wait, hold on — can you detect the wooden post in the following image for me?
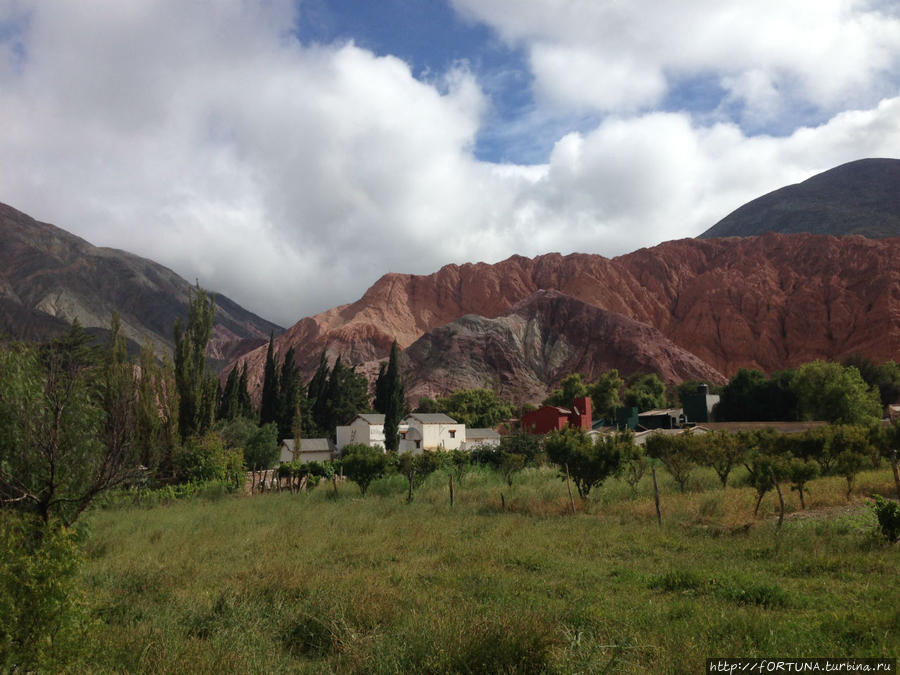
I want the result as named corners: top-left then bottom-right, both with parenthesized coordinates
top-left (565, 464), bottom-right (576, 515)
top-left (449, 473), bottom-right (454, 507)
top-left (892, 449), bottom-right (900, 500)
top-left (652, 465), bottom-right (662, 526)
top-left (332, 474), bottom-right (338, 497)
top-left (501, 492), bottom-right (506, 512)
top-left (772, 470), bottom-right (785, 530)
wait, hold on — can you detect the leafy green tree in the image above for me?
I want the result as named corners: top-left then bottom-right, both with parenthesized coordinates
top-left (843, 355), bottom-right (900, 407)
top-left (499, 429), bottom-right (544, 466)
top-left (623, 373), bottom-right (667, 411)
top-left (306, 351), bottom-right (330, 436)
top-left (645, 432), bottom-right (697, 493)
top-left (341, 444), bottom-right (388, 495)
top-left (0, 514), bottom-right (90, 672)
top-left (619, 434), bottom-right (647, 498)
top-left (543, 373), bottom-right (588, 407)
top-left (714, 368), bottom-right (798, 421)
top-left (742, 450), bottom-right (788, 516)
top-left (323, 357), bottom-right (370, 437)
top-left (425, 389), bottom-right (514, 428)
top-left (693, 430), bottom-right (744, 488)
top-left (244, 423), bottom-right (280, 473)
top-left (174, 431), bottom-right (243, 486)
top-left (237, 364), bottom-right (254, 419)
top-left (544, 427), bottom-right (623, 499)
top-left (259, 333), bottom-right (280, 426)
top-left (397, 451), bottom-right (442, 502)
top-left (588, 370), bottom-right (624, 421)
top-left (173, 283), bottom-right (217, 440)
top-left (791, 361), bottom-right (881, 425)
top-left (217, 366), bottom-right (241, 421)
top-left (0, 323), bottom-right (141, 526)
top-left (787, 457), bottom-right (819, 509)
top-left (829, 424), bottom-right (875, 500)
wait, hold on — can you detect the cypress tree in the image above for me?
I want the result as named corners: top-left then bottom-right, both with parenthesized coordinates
top-left (237, 364), bottom-right (253, 419)
top-left (307, 351), bottom-right (330, 435)
top-left (278, 346), bottom-right (302, 441)
top-left (260, 333), bottom-right (280, 426)
top-left (218, 366), bottom-right (240, 421)
top-left (382, 340), bottom-right (406, 452)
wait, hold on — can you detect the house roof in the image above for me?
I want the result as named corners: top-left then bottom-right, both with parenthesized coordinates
top-left (355, 414), bottom-right (385, 425)
top-left (638, 408), bottom-right (683, 417)
top-left (405, 413), bottom-right (459, 424)
top-left (281, 438), bottom-right (333, 452)
top-left (467, 428), bottom-right (500, 439)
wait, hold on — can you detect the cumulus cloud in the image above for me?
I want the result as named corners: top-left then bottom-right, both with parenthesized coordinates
top-left (0, 0), bottom-right (898, 327)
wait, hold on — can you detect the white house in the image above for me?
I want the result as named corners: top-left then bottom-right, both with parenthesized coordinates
top-left (336, 414), bottom-right (395, 451)
top-left (462, 428), bottom-right (501, 450)
top-left (280, 438), bottom-right (335, 464)
top-left (399, 413), bottom-right (465, 453)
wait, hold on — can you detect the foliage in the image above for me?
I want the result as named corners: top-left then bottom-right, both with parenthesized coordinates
top-left (842, 355), bottom-right (900, 407)
top-left (623, 373), bottom-right (667, 411)
top-left (693, 430), bottom-right (745, 488)
top-left (619, 436), bottom-right (647, 498)
top-left (544, 427), bottom-right (623, 499)
top-left (787, 457), bottom-right (820, 510)
top-left (136, 343), bottom-right (178, 479)
top-left (243, 423), bottom-right (280, 472)
top-left (174, 432), bottom-right (244, 486)
top-left (499, 429), bottom-right (545, 466)
top-left (0, 515), bottom-right (89, 672)
top-left (587, 369), bottom-right (624, 421)
top-left (543, 373), bottom-right (588, 407)
top-left (259, 333), bottom-right (280, 427)
top-left (418, 388), bottom-right (515, 429)
top-left (397, 451), bottom-right (442, 501)
top-left (322, 358), bottom-right (371, 440)
top-left (173, 283), bottom-right (217, 441)
top-left (791, 361), bottom-right (881, 425)
top-left (375, 341), bottom-right (407, 452)
top-left (340, 444), bottom-right (388, 495)
top-left (714, 368), bottom-right (799, 422)
top-left (0, 323), bottom-right (142, 526)
top-left (645, 432), bottom-right (697, 493)
top-left (830, 425), bottom-right (875, 500)
top-left (870, 494), bottom-right (900, 542)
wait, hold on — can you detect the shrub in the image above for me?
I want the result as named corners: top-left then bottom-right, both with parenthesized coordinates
top-left (870, 494), bottom-right (900, 542)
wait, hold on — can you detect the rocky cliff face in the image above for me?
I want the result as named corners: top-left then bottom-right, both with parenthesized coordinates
top-left (231, 232), bottom-right (900, 403)
top-left (0, 201), bottom-right (281, 364)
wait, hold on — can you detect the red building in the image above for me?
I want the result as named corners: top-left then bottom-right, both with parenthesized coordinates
top-left (521, 397), bottom-right (593, 435)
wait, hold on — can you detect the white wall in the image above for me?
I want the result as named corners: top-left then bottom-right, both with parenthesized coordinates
top-left (336, 418), bottom-right (385, 451)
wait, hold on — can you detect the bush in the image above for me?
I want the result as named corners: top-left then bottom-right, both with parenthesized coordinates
top-left (0, 515), bottom-right (91, 671)
top-left (870, 494), bottom-right (900, 542)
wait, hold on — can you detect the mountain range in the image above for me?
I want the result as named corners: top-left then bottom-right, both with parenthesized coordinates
top-left (2, 157), bottom-right (898, 403)
top-left (0, 202), bottom-right (281, 367)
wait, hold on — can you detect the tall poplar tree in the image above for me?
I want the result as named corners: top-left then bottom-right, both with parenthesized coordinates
top-left (174, 283), bottom-right (216, 441)
top-left (381, 341), bottom-right (406, 452)
top-left (278, 346), bottom-right (302, 441)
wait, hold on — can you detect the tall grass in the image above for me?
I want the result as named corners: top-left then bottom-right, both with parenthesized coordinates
top-left (77, 465), bottom-right (900, 673)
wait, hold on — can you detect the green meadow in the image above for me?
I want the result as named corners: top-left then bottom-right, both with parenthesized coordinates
top-left (74, 465), bottom-right (900, 673)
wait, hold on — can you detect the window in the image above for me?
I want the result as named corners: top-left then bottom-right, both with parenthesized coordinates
top-left (449, 430), bottom-right (456, 438)
top-left (415, 440), bottom-right (421, 449)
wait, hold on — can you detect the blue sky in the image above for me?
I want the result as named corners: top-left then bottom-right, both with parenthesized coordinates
top-left (1, 0), bottom-right (899, 326)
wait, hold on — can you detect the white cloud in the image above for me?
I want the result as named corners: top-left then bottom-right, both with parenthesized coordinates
top-left (0, 1), bottom-right (899, 329)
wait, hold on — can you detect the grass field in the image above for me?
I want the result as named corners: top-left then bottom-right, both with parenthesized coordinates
top-left (78, 465), bottom-right (900, 673)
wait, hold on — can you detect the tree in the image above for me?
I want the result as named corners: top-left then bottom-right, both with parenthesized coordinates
top-left (843, 355), bottom-right (900, 407)
top-left (645, 432), bottom-right (697, 493)
top-left (237, 364), bottom-right (254, 419)
top-left (787, 457), bottom-right (819, 509)
top-left (693, 431), bottom-right (744, 488)
top-left (623, 374), bottom-right (667, 411)
top-left (829, 424), bottom-right (875, 500)
top-left (791, 361), bottom-right (881, 425)
top-left (306, 351), bottom-right (331, 437)
top-left (397, 451), bottom-right (441, 502)
top-left (588, 370), bottom-right (624, 421)
top-left (379, 341), bottom-right (406, 452)
top-left (543, 374), bottom-right (588, 407)
top-left (714, 368), bottom-right (799, 422)
top-left (173, 431), bottom-right (243, 486)
top-left (322, 357), bottom-right (370, 438)
top-left (218, 366), bottom-right (241, 422)
top-left (0, 322), bottom-right (141, 526)
top-left (619, 436), bottom-right (647, 498)
top-left (259, 333), bottom-right (280, 426)
top-left (423, 389), bottom-right (514, 428)
top-left (544, 427), bottom-right (623, 499)
top-left (341, 444), bottom-right (388, 495)
top-left (174, 283), bottom-right (216, 441)
top-left (277, 347), bottom-right (303, 441)
top-left (244, 423), bottom-right (280, 473)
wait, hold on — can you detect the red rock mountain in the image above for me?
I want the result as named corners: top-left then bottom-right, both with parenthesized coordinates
top-left (231, 233), bottom-right (900, 403)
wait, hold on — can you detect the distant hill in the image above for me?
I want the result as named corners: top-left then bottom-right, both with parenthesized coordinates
top-left (700, 158), bottom-right (900, 239)
top-left (0, 201), bottom-right (282, 366)
top-left (229, 233), bottom-right (900, 405)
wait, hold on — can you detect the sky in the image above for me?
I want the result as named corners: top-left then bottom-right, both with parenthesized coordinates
top-left (1, 1), bottom-right (899, 327)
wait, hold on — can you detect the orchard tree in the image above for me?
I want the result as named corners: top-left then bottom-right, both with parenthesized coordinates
top-left (544, 427), bottom-right (623, 499)
top-left (645, 431), bottom-right (697, 493)
top-left (341, 444), bottom-right (388, 495)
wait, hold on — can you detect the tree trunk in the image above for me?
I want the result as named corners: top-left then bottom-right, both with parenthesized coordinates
top-left (449, 473), bottom-right (454, 507)
top-left (565, 464), bottom-right (576, 515)
top-left (771, 471), bottom-right (784, 530)
top-left (891, 449), bottom-right (900, 500)
top-left (652, 465), bottom-right (662, 526)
